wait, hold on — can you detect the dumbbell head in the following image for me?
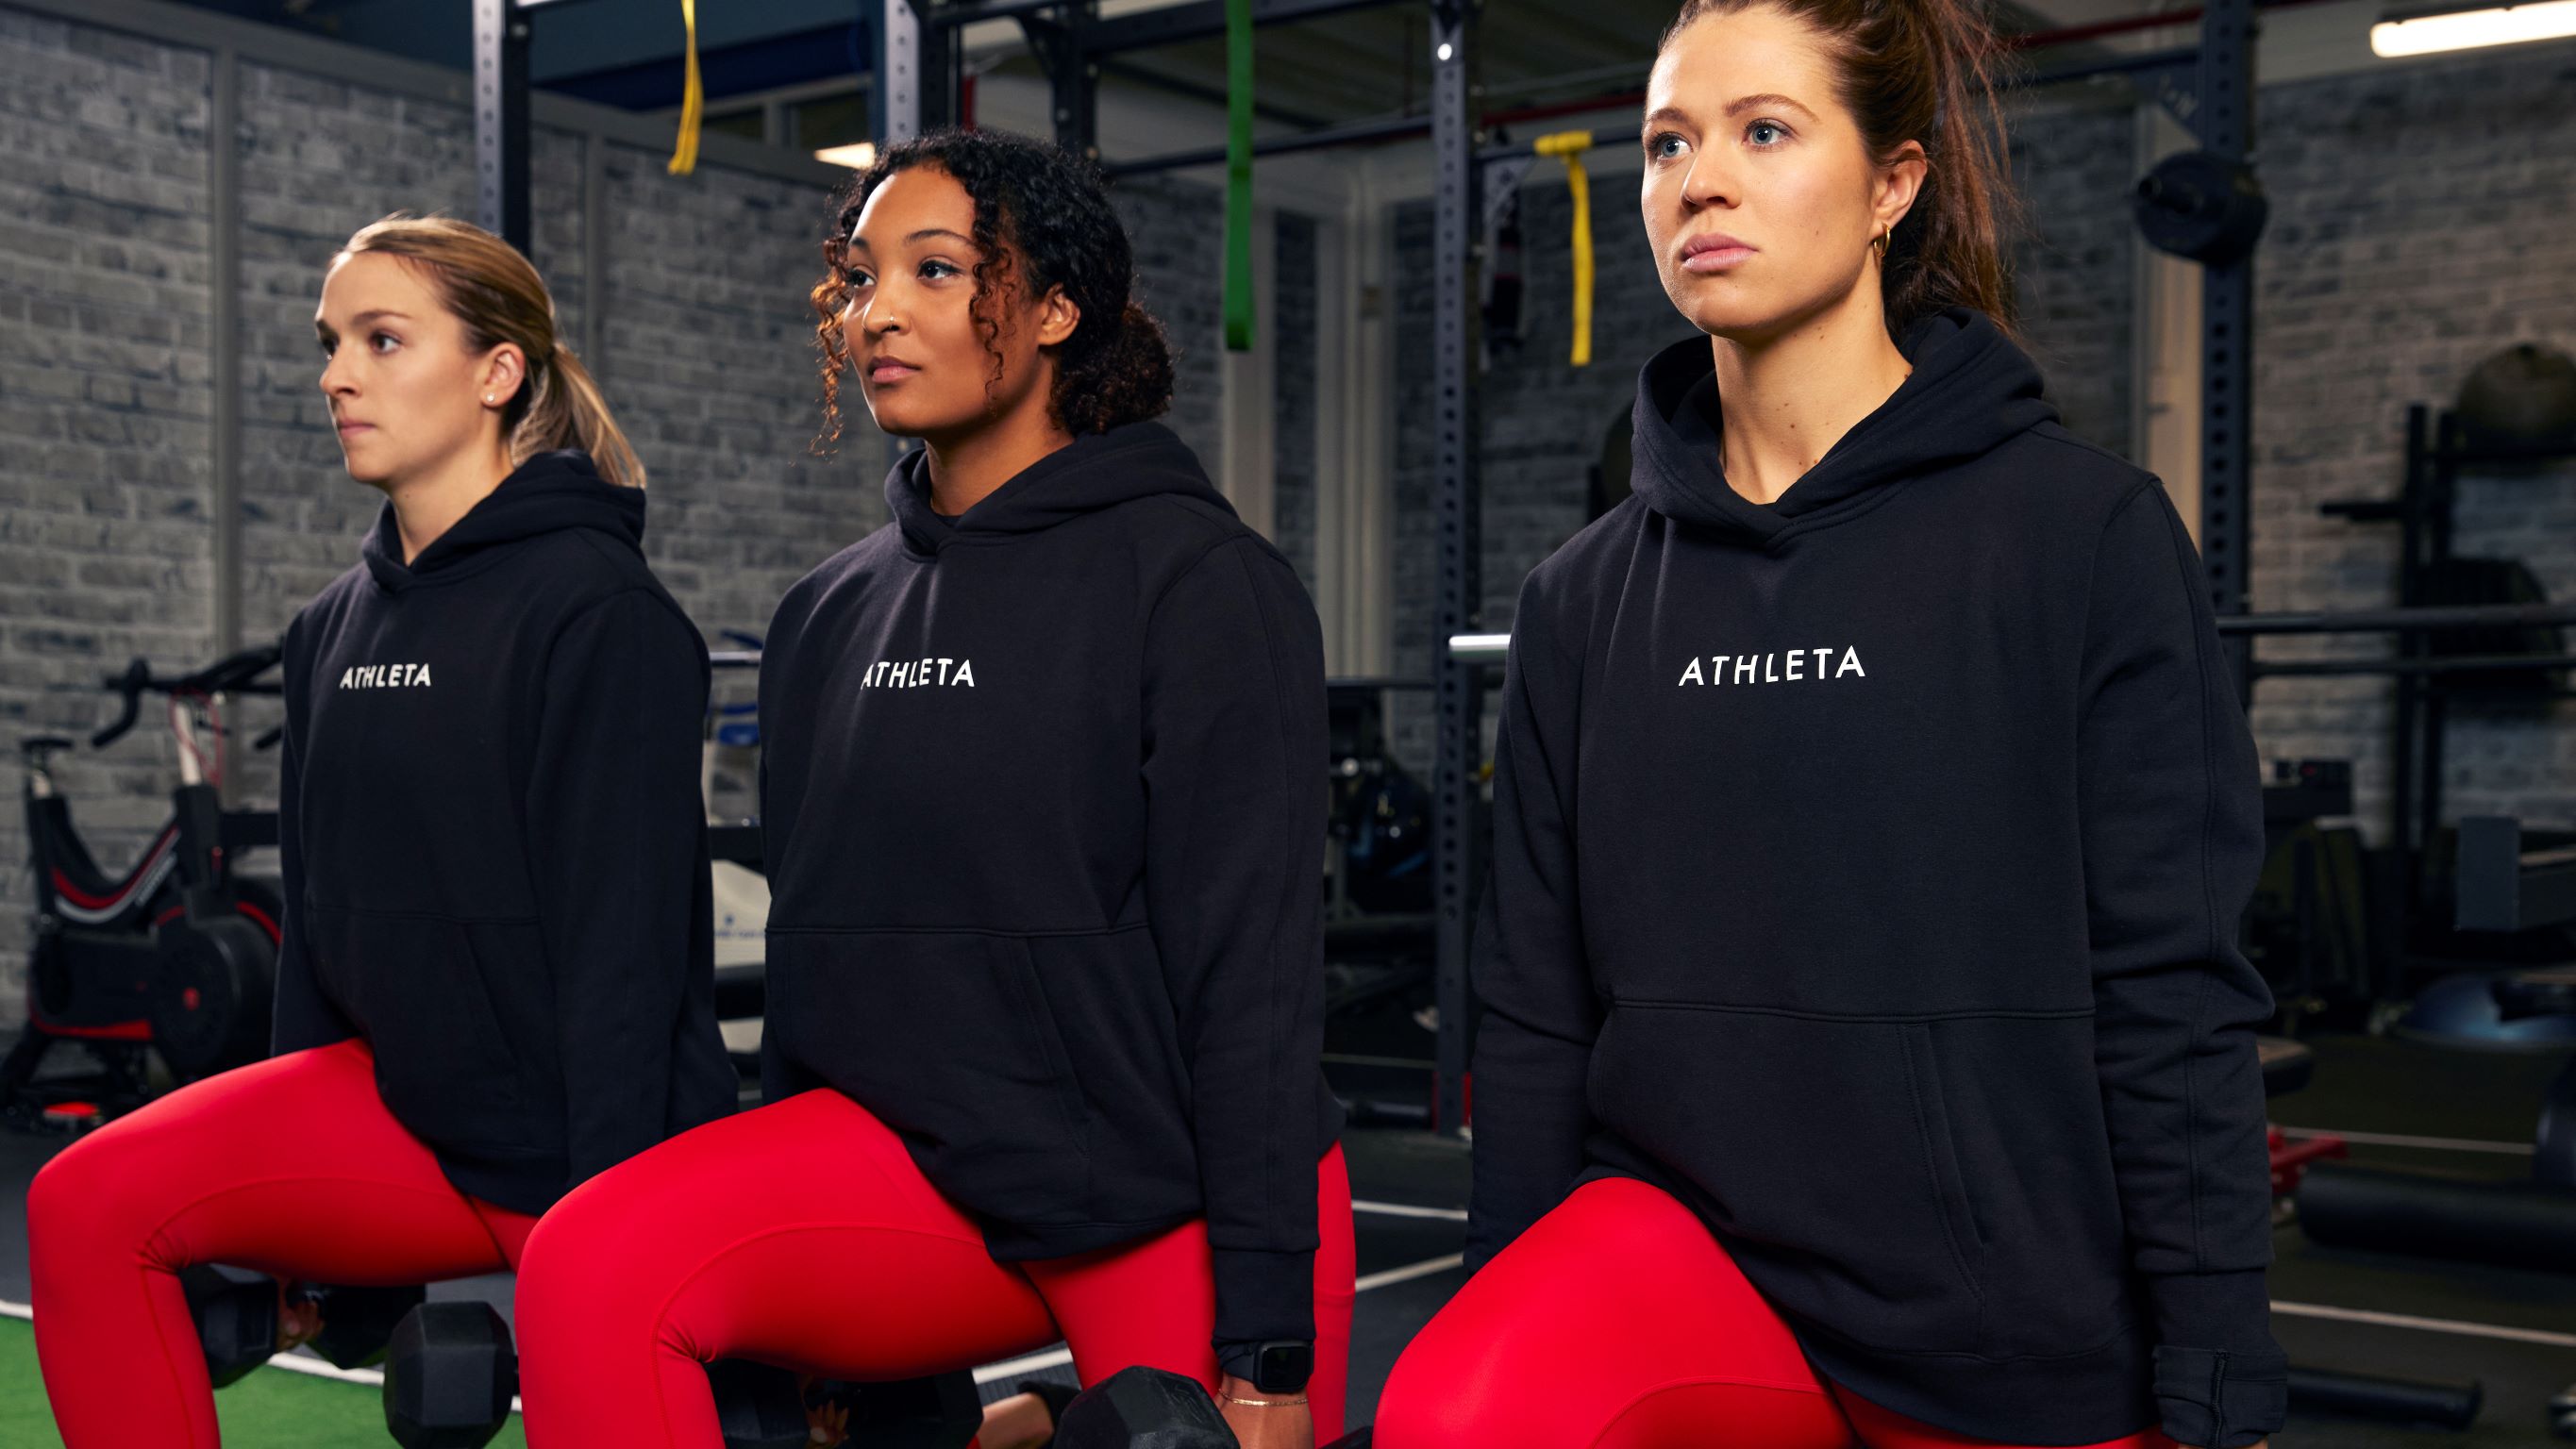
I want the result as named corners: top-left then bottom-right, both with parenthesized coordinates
top-left (382, 1301), bottom-right (515, 1449)
top-left (179, 1265), bottom-right (277, 1390)
top-left (303, 1282), bottom-right (426, 1370)
top-left (1053, 1366), bottom-right (1240, 1449)
top-left (845, 1370), bottom-right (983, 1449)
top-left (709, 1358), bottom-right (807, 1449)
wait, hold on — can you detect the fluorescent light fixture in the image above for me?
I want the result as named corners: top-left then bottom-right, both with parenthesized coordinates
top-left (2371, 0), bottom-right (2576, 56)
top-left (814, 142), bottom-right (879, 170)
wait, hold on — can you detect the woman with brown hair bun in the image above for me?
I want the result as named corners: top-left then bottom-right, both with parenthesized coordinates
top-left (27, 214), bottom-right (733, 1448)
top-left (1373, 2), bottom-right (2283, 1446)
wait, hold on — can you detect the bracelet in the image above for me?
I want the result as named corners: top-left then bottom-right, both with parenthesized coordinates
top-left (1221, 1392), bottom-right (1310, 1408)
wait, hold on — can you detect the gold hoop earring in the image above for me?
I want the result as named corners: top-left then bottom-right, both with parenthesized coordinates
top-left (1872, 225), bottom-right (1893, 262)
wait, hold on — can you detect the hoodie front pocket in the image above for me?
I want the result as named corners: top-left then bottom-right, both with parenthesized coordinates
top-left (318, 909), bottom-right (528, 1155)
top-left (1021, 927), bottom-right (1196, 1214)
top-left (766, 931), bottom-right (1092, 1224)
top-left (1586, 1003), bottom-right (1987, 1352)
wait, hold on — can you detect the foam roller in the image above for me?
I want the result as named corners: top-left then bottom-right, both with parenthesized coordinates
top-left (2297, 1162), bottom-right (2576, 1273)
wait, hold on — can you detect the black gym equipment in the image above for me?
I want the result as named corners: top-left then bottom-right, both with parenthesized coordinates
top-left (1051, 1364), bottom-right (1379, 1448)
top-left (709, 1358), bottom-right (806, 1449)
top-left (304, 1282), bottom-right (428, 1371)
top-left (2133, 150), bottom-right (2268, 265)
top-left (1053, 1366), bottom-right (1237, 1448)
top-left (808, 1370), bottom-right (984, 1449)
top-left (180, 1264), bottom-right (285, 1391)
top-left (2256, 1038), bottom-right (2490, 1430)
top-left (2456, 342), bottom-right (2576, 457)
top-left (2281, 830), bottom-right (2576, 1433)
top-left (2320, 398), bottom-right (2576, 980)
top-left (5, 644), bottom-right (285, 1127)
top-left (177, 1268), bottom-right (424, 1392)
top-left (382, 1301), bottom-right (517, 1449)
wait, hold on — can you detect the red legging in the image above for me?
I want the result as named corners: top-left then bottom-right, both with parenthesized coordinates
top-left (1374, 1178), bottom-right (2181, 1449)
top-left (513, 1088), bottom-right (1357, 1446)
top-left (26, 1040), bottom-right (540, 1449)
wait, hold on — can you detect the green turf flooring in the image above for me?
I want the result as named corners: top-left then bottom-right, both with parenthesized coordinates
top-left (0, 1318), bottom-right (527, 1449)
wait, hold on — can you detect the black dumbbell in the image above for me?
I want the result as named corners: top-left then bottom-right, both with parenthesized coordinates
top-left (177, 1264), bottom-right (279, 1390)
top-left (1054, 1366), bottom-right (1239, 1448)
top-left (382, 1301), bottom-right (515, 1449)
top-left (709, 1358), bottom-right (807, 1449)
top-left (299, 1282), bottom-right (427, 1370)
top-left (2548, 1380), bottom-right (2574, 1438)
top-left (842, 1371), bottom-right (982, 1449)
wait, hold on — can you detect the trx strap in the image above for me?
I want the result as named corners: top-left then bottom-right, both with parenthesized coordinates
top-left (1532, 129), bottom-right (1595, 367)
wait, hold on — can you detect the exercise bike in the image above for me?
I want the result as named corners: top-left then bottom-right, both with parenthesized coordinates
top-left (4, 645), bottom-right (287, 1127)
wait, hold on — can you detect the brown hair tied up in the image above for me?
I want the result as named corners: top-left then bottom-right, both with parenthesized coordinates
top-left (1661, 0), bottom-right (2029, 344)
top-left (810, 128), bottom-right (1177, 449)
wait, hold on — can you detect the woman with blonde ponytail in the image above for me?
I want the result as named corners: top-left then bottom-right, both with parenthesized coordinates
top-left (1375, 2), bottom-right (2283, 1447)
top-left (28, 214), bottom-right (733, 1449)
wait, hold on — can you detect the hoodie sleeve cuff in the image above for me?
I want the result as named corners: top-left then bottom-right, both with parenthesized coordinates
top-left (1210, 1246), bottom-right (1316, 1378)
top-left (2149, 1270), bottom-right (2287, 1446)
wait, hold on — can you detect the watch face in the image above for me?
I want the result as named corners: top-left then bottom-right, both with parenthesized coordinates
top-left (1255, 1341), bottom-right (1314, 1393)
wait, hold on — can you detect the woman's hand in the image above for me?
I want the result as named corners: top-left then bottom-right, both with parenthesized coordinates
top-left (1216, 1373), bottom-right (1314, 1449)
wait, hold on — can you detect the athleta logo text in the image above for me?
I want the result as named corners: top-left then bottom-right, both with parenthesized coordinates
top-left (864, 657), bottom-right (977, 689)
top-left (1677, 648), bottom-right (1865, 687)
top-left (340, 663), bottom-right (433, 690)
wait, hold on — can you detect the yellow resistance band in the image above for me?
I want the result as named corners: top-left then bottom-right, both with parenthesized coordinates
top-left (1532, 129), bottom-right (1595, 368)
top-left (668, 0), bottom-right (702, 175)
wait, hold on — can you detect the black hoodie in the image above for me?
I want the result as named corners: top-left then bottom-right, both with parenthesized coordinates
top-left (1467, 309), bottom-right (2285, 1447)
top-left (273, 450), bottom-right (735, 1216)
top-left (757, 422), bottom-right (1340, 1374)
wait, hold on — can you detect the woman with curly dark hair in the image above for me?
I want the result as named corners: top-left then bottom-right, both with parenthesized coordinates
top-left (512, 128), bottom-right (1351, 1449)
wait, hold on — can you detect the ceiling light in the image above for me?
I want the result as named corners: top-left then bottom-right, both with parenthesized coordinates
top-left (2371, 0), bottom-right (2576, 56)
top-left (814, 142), bottom-right (878, 170)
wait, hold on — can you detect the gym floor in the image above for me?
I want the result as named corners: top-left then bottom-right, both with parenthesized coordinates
top-left (2, 1031), bottom-right (2569, 1444)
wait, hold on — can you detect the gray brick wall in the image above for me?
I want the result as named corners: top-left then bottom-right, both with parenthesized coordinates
top-left (8, 0), bottom-right (2574, 1034)
top-left (1274, 211), bottom-right (1321, 595)
top-left (2241, 42), bottom-right (2576, 837)
top-left (0, 10), bottom-right (886, 1024)
top-left (0, 2), bottom-right (1278, 1028)
top-left (1378, 91), bottom-right (2232, 778)
top-left (1110, 175), bottom-right (1227, 469)
top-left (1378, 52), bottom-right (2576, 838)
top-left (1, 11), bottom-right (220, 1019)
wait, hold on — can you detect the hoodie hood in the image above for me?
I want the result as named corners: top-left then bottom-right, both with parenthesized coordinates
top-left (884, 420), bottom-right (1235, 556)
top-left (360, 449), bottom-right (644, 593)
top-left (1629, 306), bottom-right (2059, 546)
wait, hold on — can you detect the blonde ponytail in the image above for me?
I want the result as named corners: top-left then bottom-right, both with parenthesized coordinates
top-left (336, 213), bottom-right (649, 488)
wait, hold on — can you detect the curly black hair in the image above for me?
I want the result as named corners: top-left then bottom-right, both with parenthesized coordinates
top-left (811, 128), bottom-right (1176, 446)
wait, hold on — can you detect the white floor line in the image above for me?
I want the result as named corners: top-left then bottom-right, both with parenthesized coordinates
top-left (973, 1345), bottom-right (1075, 1383)
top-left (2278, 1125), bottom-right (2534, 1156)
top-left (2270, 1299), bottom-right (2576, 1349)
top-left (1352, 1199), bottom-right (1470, 1222)
top-left (1354, 1253), bottom-right (1465, 1292)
